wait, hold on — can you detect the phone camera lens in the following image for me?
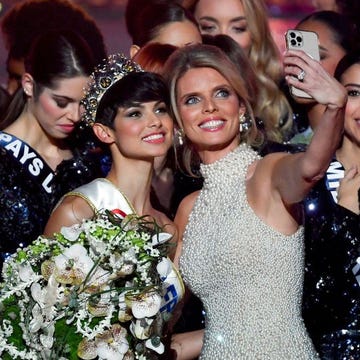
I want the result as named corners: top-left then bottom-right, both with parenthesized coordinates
top-left (290, 39), bottom-right (297, 46)
top-left (289, 31), bottom-right (296, 38)
top-left (296, 36), bottom-right (302, 44)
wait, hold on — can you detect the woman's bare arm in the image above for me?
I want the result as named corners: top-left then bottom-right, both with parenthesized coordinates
top-left (273, 49), bottom-right (347, 204)
top-left (43, 196), bottom-right (94, 237)
top-left (171, 329), bottom-right (204, 360)
top-left (173, 190), bottom-right (200, 267)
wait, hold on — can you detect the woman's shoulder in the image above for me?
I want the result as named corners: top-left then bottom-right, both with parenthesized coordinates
top-left (53, 151), bottom-right (104, 201)
top-left (174, 190), bottom-right (200, 228)
top-left (179, 190), bottom-right (200, 210)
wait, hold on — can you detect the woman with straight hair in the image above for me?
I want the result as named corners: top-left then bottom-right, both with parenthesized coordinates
top-left (164, 43), bottom-right (346, 359)
top-left (0, 29), bottom-right (101, 269)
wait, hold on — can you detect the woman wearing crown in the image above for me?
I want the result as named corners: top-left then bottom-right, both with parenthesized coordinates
top-left (43, 57), bottom-right (183, 355)
top-left (44, 54), bottom-right (177, 254)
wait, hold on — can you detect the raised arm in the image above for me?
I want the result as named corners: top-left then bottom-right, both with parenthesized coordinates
top-left (274, 49), bottom-right (347, 204)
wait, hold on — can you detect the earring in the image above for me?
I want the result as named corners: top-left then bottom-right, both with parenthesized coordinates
top-left (239, 113), bottom-right (245, 133)
top-left (176, 128), bottom-right (184, 146)
top-left (239, 112), bottom-right (252, 133)
top-left (23, 88), bottom-right (29, 96)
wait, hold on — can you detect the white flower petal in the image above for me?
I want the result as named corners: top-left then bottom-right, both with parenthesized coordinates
top-left (131, 292), bottom-right (161, 319)
top-left (130, 318), bottom-right (154, 340)
top-left (156, 257), bottom-right (172, 279)
top-left (151, 232), bottom-right (172, 246)
top-left (60, 224), bottom-right (82, 241)
top-left (19, 263), bottom-right (36, 282)
top-left (40, 333), bottom-right (54, 349)
top-left (30, 283), bottom-right (43, 304)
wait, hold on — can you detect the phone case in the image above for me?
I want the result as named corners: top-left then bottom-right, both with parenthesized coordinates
top-left (285, 29), bottom-right (320, 98)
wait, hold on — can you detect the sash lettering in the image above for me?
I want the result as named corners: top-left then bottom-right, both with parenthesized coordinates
top-left (352, 257), bottom-right (360, 286)
top-left (325, 160), bottom-right (344, 203)
top-left (0, 132), bottom-right (54, 193)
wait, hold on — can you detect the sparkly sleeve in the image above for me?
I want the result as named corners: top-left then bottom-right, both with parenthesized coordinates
top-left (331, 203), bottom-right (360, 236)
top-left (52, 149), bottom-right (104, 204)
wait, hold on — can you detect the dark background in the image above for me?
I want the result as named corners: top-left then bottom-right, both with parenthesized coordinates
top-left (0, 0), bottom-right (317, 86)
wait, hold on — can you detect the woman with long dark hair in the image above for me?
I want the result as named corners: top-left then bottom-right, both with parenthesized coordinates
top-left (0, 29), bottom-right (102, 267)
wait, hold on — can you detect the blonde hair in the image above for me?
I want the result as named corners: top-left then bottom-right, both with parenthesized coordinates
top-left (183, 0), bottom-right (293, 142)
top-left (163, 43), bottom-right (259, 175)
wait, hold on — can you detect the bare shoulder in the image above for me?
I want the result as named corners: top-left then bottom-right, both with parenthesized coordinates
top-left (178, 190), bottom-right (200, 214)
top-left (44, 195), bottom-right (94, 237)
top-left (174, 190), bottom-right (200, 230)
top-left (248, 152), bottom-right (293, 184)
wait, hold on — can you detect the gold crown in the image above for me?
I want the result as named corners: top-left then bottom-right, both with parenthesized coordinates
top-left (81, 53), bottom-right (143, 125)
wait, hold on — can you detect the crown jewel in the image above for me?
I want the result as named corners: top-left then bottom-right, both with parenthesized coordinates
top-left (81, 53), bottom-right (143, 124)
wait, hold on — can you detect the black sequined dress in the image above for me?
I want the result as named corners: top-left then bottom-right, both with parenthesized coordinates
top-left (0, 132), bottom-right (103, 268)
top-left (302, 158), bottom-right (360, 359)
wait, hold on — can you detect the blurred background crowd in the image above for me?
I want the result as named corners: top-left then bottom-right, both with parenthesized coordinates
top-left (0, 0), bottom-right (318, 87)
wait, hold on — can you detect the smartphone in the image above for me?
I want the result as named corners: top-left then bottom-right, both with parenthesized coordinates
top-left (285, 29), bottom-right (320, 98)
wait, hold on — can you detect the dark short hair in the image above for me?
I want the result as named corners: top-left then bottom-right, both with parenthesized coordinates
top-left (96, 72), bottom-right (170, 128)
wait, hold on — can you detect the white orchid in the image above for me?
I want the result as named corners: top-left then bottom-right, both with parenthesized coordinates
top-left (156, 257), bottom-right (172, 280)
top-left (54, 244), bottom-right (94, 285)
top-left (0, 210), bottom-right (184, 359)
top-left (87, 285), bottom-right (113, 317)
top-left (29, 274), bottom-right (59, 333)
top-left (77, 324), bottom-right (129, 360)
top-left (128, 291), bottom-right (162, 319)
top-left (118, 291), bottom-right (132, 322)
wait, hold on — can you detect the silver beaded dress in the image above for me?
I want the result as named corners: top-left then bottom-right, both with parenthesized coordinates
top-left (180, 144), bottom-right (319, 359)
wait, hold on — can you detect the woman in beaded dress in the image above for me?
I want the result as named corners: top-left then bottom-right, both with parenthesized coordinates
top-left (301, 51), bottom-right (360, 359)
top-left (162, 43), bottom-right (347, 359)
top-left (44, 55), bottom-right (176, 248)
top-left (0, 30), bottom-right (102, 270)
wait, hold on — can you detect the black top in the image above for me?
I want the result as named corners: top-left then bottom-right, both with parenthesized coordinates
top-left (0, 132), bottom-right (103, 268)
top-left (302, 159), bottom-right (360, 359)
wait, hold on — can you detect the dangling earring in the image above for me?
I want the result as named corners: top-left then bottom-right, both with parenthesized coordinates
top-left (239, 112), bottom-right (252, 133)
top-left (176, 128), bottom-right (184, 146)
top-left (239, 113), bottom-right (245, 133)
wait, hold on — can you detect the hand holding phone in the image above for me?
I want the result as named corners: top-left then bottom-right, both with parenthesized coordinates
top-left (285, 30), bottom-right (320, 98)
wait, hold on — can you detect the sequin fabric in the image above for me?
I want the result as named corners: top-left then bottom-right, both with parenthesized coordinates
top-left (180, 144), bottom-right (319, 359)
top-left (302, 160), bottom-right (360, 359)
top-left (0, 146), bottom-right (102, 268)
